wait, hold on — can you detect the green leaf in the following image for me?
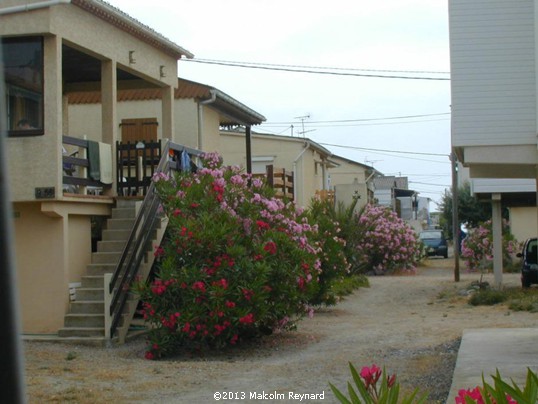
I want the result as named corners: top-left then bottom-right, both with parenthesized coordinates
top-left (401, 388), bottom-right (428, 404)
top-left (522, 367), bottom-right (538, 402)
top-left (329, 383), bottom-right (353, 404)
top-left (349, 362), bottom-right (371, 399)
top-left (347, 381), bottom-right (362, 404)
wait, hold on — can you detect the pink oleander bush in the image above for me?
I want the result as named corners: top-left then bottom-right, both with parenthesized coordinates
top-left (460, 220), bottom-right (518, 272)
top-left (455, 368), bottom-right (537, 404)
top-left (330, 363), bottom-right (427, 403)
top-left (331, 364), bottom-right (538, 404)
top-left (306, 198), bottom-right (352, 305)
top-left (135, 152), bottom-right (322, 358)
top-left (344, 204), bottom-right (422, 275)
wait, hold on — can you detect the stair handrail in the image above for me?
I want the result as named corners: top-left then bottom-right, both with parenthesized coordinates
top-left (108, 140), bottom-right (203, 338)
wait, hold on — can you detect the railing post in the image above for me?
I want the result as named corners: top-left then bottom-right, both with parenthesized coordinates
top-left (104, 273), bottom-right (113, 340)
top-left (266, 165), bottom-right (274, 188)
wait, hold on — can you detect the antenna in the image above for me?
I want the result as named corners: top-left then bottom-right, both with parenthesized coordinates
top-left (293, 114), bottom-right (310, 137)
top-left (365, 157), bottom-right (382, 167)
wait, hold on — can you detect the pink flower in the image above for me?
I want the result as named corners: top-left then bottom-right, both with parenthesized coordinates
top-left (360, 364), bottom-right (381, 388)
top-left (242, 288), bottom-right (254, 301)
top-left (153, 246), bottom-right (165, 258)
top-left (191, 281), bottom-right (206, 293)
top-left (264, 241), bottom-right (277, 255)
top-left (256, 220), bottom-right (270, 230)
top-left (455, 387), bottom-right (484, 404)
top-left (144, 351), bottom-right (155, 360)
top-left (239, 313), bottom-right (255, 324)
top-left (387, 374), bottom-right (396, 388)
top-left (225, 301), bottom-right (236, 308)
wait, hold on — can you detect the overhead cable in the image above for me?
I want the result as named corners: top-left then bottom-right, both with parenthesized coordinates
top-left (182, 58), bottom-right (451, 81)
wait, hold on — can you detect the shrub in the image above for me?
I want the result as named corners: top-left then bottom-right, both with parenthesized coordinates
top-left (135, 153), bottom-right (322, 358)
top-left (330, 363), bottom-right (427, 403)
top-left (330, 364), bottom-right (538, 404)
top-left (456, 368), bottom-right (538, 403)
top-left (468, 289), bottom-right (507, 306)
top-left (461, 220), bottom-right (518, 272)
top-left (306, 198), bottom-right (353, 305)
top-left (331, 274), bottom-right (370, 298)
top-left (344, 204), bottom-right (422, 275)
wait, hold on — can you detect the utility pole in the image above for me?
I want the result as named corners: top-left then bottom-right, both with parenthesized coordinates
top-left (451, 152), bottom-right (460, 282)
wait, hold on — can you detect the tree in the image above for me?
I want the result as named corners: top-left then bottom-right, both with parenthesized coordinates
top-left (439, 181), bottom-right (491, 239)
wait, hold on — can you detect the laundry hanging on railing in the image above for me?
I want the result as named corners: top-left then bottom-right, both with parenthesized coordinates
top-left (88, 140), bottom-right (100, 181)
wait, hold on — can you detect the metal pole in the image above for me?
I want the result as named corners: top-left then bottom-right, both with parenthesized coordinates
top-left (245, 125), bottom-right (252, 175)
top-left (451, 152), bottom-right (460, 282)
top-left (0, 44), bottom-right (27, 403)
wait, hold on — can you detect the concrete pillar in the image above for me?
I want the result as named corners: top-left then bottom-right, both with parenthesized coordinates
top-left (161, 86), bottom-right (174, 142)
top-left (492, 193), bottom-right (503, 288)
top-left (44, 35), bottom-right (63, 196)
top-left (101, 60), bottom-right (117, 194)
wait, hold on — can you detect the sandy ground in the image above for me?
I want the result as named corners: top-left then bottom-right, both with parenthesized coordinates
top-left (22, 259), bottom-right (538, 404)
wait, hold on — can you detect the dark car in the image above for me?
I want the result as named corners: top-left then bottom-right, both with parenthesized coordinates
top-left (518, 237), bottom-right (538, 288)
top-left (419, 230), bottom-right (448, 258)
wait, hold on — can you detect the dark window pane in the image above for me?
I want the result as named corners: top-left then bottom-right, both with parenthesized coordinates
top-left (1, 36), bottom-right (44, 136)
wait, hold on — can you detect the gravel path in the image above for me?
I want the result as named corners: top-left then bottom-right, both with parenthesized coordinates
top-left (23, 260), bottom-right (538, 403)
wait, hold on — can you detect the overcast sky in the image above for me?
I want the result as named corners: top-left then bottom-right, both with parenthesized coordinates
top-left (106, 0), bottom-right (451, 209)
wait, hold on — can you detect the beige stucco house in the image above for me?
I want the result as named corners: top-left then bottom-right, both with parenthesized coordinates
top-left (449, 0), bottom-right (538, 285)
top-left (327, 154), bottom-right (377, 212)
top-left (68, 79), bottom-right (365, 208)
top-left (0, 0), bottom-right (201, 339)
top-left (219, 129), bottom-right (381, 209)
top-left (67, 77), bottom-right (265, 154)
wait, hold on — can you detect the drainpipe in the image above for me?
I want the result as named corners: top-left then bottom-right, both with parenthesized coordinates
top-left (292, 141), bottom-right (310, 203)
top-left (0, 0), bottom-right (71, 15)
top-left (197, 89), bottom-right (217, 150)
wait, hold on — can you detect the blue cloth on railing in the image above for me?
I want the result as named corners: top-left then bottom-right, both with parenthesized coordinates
top-left (88, 140), bottom-right (100, 181)
top-left (180, 150), bottom-right (191, 171)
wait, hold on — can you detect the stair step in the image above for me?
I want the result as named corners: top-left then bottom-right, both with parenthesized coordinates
top-left (65, 313), bottom-right (104, 327)
top-left (86, 264), bottom-right (116, 276)
top-left (115, 198), bottom-right (139, 209)
top-left (107, 218), bottom-right (135, 230)
top-left (92, 251), bottom-right (122, 264)
top-left (58, 327), bottom-right (105, 338)
top-left (102, 229), bottom-right (132, 241)
top-left (76, 288), bottom-right (104, 301)
top-left (111, 207), bottom-right (136, 219)
top-left (81, 275), bottom-right (104, 288)
top-left (69, 301), bottom-right (104, 314)
top-left (97, 240), bottom-right (127, 252)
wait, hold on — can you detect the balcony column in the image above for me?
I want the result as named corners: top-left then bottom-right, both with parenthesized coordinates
top-left (101, 60), bottom-right (117, 195)
top-left (43, 35), bottom-right (63, 197)
top-left (491, 193), bottom-right (503, 288)
top-left (161, 86), bottom-right (174, 142)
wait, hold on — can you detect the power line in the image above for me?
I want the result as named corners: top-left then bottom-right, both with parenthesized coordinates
top-left (184, 58), bottom-right (451, 75)
top-left (319, 142), bottom-right (448, 157)
top-left (262, 118), bottom-right (449, 129)
top-left (263, 112), bottom-right (450, 125)
top-left (182, 58), bottom-right (451, 81)
top-left (409, 181), bottom-right (451, 187)
top-left (320, 142), bottom-right (450, 164)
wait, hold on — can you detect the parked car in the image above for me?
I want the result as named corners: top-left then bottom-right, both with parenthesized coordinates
top-left (518, 237), bottom-right (538, 288)
top-left (419, 229), bottom-right (448, 258)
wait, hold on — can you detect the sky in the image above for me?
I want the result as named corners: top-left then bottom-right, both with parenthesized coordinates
top-left (106, 0), bottom-right (452, 210)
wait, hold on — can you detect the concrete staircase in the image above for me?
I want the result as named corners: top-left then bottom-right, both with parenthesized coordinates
top-left (57, 198), bottom-right (166, 346)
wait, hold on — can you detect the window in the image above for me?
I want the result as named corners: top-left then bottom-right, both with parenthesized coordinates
top-left (251, 156), bottom-right (275, 174)
top-left (2, 36), bottom-right (44, 136)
